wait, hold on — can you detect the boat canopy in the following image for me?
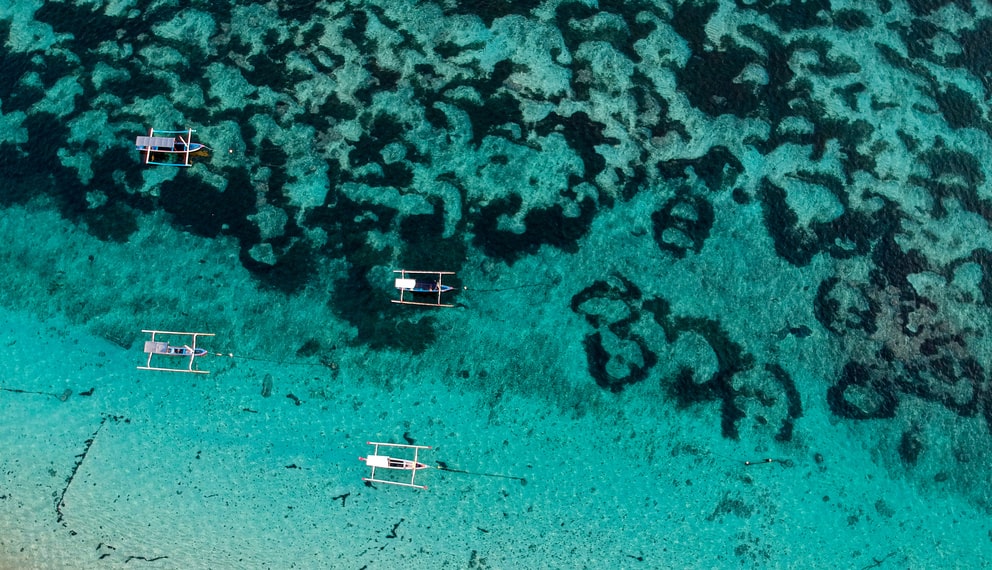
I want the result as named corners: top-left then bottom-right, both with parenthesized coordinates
top-left (135, 135), bottom-right (177, 149)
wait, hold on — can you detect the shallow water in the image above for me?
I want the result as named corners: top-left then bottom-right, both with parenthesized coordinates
top-left (2, 0), bottom-right (992, 568)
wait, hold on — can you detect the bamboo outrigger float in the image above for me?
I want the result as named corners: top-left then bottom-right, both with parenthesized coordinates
top-left (392, 270), bottom-right (456, 307)
top-left (135, 128), bottom-right (209, 167)
top-left (359, 442), bottom-right (432, 490)
top-left (137, 329), bottom-right (215, 374)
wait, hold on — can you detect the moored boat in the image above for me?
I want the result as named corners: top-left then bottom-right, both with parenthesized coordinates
top-left (135, 128), bottom-right (209, 167)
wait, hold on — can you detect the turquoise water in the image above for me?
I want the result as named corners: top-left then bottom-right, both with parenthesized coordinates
top-left (2, 0), bottom-right (992, 567)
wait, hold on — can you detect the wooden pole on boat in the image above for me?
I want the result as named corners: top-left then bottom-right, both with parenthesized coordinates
top-left (145, 127), bottom-right (154, 165)
top-left (184, 128), bottom-right (193, 166)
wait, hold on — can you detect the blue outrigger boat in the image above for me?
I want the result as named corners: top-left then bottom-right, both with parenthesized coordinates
top-left (392, 270), bottom-right (456, 307)
top-left (135, 128), bottom-right (209, 167)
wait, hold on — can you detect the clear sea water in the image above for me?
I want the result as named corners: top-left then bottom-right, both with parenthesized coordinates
top-left (2, 0), bottom-right (992, 568)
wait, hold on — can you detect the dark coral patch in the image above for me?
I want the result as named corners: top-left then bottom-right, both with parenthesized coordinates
top-left (0, 142), bottom-right (47, 206)
top-left (34, 2), bottom-right (131, 54)
top-left (953, 19), bottom-right (992, 95)
top-left (732, 188), bottom-right (750, 205)
top-left (555, 0), bottom-right (660, 64)
top-left (651, 192), bottom-right (714, 259)
top-left (240, 241), bottom-right (316, 295)
top-left (572, 278), bottom-right (761, 439)
top-left (758, 179), bottom-right (898, 268)
top-left (159, 173), bottom-right (256, 240)
top-left (826, 362), bottom-right (899, 420)
top-left (81, 202), bottom-right (139, 243)
top-left (342, 9), bottom-right (371, 51)
top-left (657, 146), bottom-right (744, 192)
top-left (570, 275), bottom-right (642, 329)
top-left (814, 277), bottom-right (879, 336)
top-left (669, 0), bottom-right (718, 55)
top-left (833, 82), bottom-right (867, 111)
top-left (245, 52), bottom-right (309, 95)
top-left (470, 193), bottom-right (597, 264)
top-left (350, 114), bottom-right (406, 169)
top-left (535, 112), bottom-right (617, 179)
top-left (367, 57), bottom-right (402, 93)
top-left (631, 71), bottom-right (690, 144)
top-left (572, 276), bottom-right (658, 392)
top-left (304, 191), bottom-right (453, 351)
top-left (398, 198), bottom-right (467, 272)
top-left (913, 140), bottom-right (990, 219)
top-left (523, 197), bottom-right (597, 253)
top-left (933, 84), bottom-right (985, 131)
top-left (276, 0), bottom-right (321, 22)
top-left (898, 18), bottom-right (943, 61)
top-left (737, 0), bottom-right (832, 31)
top-left (0, 27), bottom-right (33, 109)
top-left (820, 240), bottom-right (992, 434)
top-left (74, 162), bottom-right (144, 241)
top-left (13, 113), bottom-right (148, 243)
top-left (870, 235), bottom-right (929, 290)
top-left (907, 0), bottom-right (970, 17)
top-left (833, 9), bottom-right (872, 31)
top-left (306, 193), bottom-right (395, 264)
top-left (582, 332), bottom-right (658, 393)
top-left (329, 265), bottom-right (437, 353)
top-left (461, 91), bottom-right (523, 146)
top-left (678, 47), bottom-right (763, 119)
top-left (907, 356), bottom-right (984, 417)
top-left (971, 249), bottom-right (992, 307)
top-left (615, 164), bottom-right (648, 204)
top-left (898, 428), bottom-right (925, 465)
top-left (765, 363), bottom-right (803, 442)
top-left (441, 0), bottom-right (544, 27)
top-left (656, 312), bottom-right (755, 439)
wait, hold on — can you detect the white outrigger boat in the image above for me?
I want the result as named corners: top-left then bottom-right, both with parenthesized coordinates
top-left (135, 128), bottom-right (209, 167)
top-left (359, 442), bottom-right (432, 489)
top-left (392, 270), bottom-right (456, 307)
top-left (137, 329), bottom-right (215, 374)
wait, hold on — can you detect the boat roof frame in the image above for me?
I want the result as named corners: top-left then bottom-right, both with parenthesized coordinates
top-left (392, 269), bottom-right (456, 308)
top-left (360, 441), bottom-right (432, 490)
top-left (136, 329), bottom-right (215, 374)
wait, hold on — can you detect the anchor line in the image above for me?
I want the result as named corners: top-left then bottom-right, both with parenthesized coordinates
top-left (57, 416), bottom-right (108, 524)
top-left (435, 463), bottom-right (527, 484)
top-left (709, 452), bottom-right (795, 469)
top-left (744, 458), bottom-right (777, 466)
top-left (208, 351), bottom-right (328, 368)
top-left (463, 281), bottom-right (554, 293)
top-left (0, 386), bottom-right (69, 400)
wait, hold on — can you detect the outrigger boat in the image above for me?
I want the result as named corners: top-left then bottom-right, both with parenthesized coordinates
top-left (359, 442), bottom-right (432, 490)
top-left (392, 270), bottom-right (456, 307)
top-left (135, 128), bottom-right (209, 167)
top-left (137, 329), bottom-right (215, 374)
